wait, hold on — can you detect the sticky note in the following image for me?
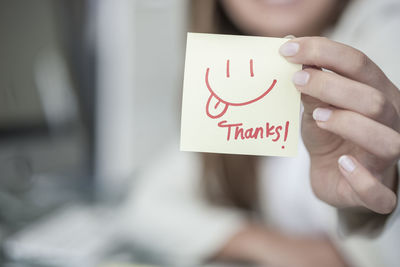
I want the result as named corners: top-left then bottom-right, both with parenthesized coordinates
top-left (180, 33), bottom-right (301, 157)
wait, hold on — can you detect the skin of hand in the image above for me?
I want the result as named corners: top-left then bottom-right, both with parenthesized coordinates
top-left (279, 37), bottom-right (400, 214)
top-left (215, 223), bottom-right (348, 267)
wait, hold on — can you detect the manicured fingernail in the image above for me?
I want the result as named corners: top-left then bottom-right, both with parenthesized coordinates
top-left (338, 155), bottom-right (356, 173)
top-left (313, 108), bottom-right (332, 121)
top-left (279, 42), bottom-right (299, 56)
top-left (293, 70), bottom-right (310, 86)
top-left (284, 35), bottom-right (296, 39)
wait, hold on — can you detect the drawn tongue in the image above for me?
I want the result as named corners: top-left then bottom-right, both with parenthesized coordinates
top-left (207, 94), bottom-right (228, 119)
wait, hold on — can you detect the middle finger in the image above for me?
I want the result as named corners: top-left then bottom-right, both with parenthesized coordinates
top-left (293, 68), bottom-right (398, 129)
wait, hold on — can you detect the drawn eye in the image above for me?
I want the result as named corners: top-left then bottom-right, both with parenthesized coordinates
top-left (226, 59), bottom-right (254, 78)
top-left (250, 59), bottom-right (254, 77)
top-left (226, 59), bottom-right (230, 78)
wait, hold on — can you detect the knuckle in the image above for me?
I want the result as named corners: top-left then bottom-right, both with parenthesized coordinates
top-left (317, 73), bottom-right (332, 100)
top-left (335, 110), bottom-right (352, 127)
top-left (353, 51), bottom-right (370, 73)
top-left (308, 38), bottom-right (324, 65)
top-left (383, 103), bottom-right (398, 126)
top-left (368, 92), bottom-right (387, 119)
top-left (390, 134), bottom-right (400, 158)
top-left (367, 92), bottom-right (398, 127)
top-left (355, 179), bottom-right (377, 201)
top-left (335, 179), bottom-right (352, 204)
top-left (312, 36), bottom-right (329, 43)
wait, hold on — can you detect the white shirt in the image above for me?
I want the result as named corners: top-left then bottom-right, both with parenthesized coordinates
top-left (119, 0), bottom-right (400, 266)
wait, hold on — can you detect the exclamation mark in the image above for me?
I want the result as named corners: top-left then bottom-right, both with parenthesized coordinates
top-left (281, 121), bottom-right (289, 149)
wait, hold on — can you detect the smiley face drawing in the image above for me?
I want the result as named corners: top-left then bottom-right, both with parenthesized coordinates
top-left (205, 59), bottom-right (277, 119)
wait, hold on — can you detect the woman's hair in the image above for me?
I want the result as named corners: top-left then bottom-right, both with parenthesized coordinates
top-left (191, 0), bottom-right (260, 213)
top-left (190, 0), bottom-right (349, 214)
top-left (191, 0), bottom-right (243, 35)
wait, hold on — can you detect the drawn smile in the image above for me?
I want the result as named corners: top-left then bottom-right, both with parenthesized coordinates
top-left (205, 67), bottom-right (277, 119)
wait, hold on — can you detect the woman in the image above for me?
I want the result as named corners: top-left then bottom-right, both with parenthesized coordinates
top-left (120, 0), bottom-right (400, 266)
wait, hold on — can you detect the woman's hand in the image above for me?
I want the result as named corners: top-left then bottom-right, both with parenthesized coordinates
top-left (215, 224), bottom-right (348, 267)
top-left (280, 37), bottom-right (400, 214)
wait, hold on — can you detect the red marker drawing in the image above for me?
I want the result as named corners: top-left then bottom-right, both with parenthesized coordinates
top-left (205, 59), bottom-right (277, 119)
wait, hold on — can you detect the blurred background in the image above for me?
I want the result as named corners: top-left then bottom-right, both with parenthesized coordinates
top-left (0, 0), bottom-right (187, 266)
top-left (2, 0), bottom-right (400, 267)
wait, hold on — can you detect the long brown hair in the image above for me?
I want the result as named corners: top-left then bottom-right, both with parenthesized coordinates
top-left (191, 0), bottom-right (260, 213)
top-left (191, 0), bottom-right (349, 213)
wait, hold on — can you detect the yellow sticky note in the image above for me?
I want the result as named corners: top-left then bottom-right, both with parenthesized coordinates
top-left (180, 33), bottom-right (301, 157)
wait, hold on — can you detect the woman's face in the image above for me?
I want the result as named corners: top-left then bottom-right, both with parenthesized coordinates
top-left (220, 0), bottom-right (342, 37)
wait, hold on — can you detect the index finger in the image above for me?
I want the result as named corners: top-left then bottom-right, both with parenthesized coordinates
top-left (279, 37), bottom-right (388, 90)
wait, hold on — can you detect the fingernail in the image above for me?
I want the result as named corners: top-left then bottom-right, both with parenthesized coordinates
top-left (284, 35), bottom-right (296, 39)
top-left (279, 42), bottom-right (299, 56)
top-left (312, 108), bottom-right (332, 121)
top-left (338, 155), bottom-right (356, 173)
top-left (293, 70), bottom-right (310, 86)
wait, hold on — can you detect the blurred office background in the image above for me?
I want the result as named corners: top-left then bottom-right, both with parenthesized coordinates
top-left (0, 0), bottom-right (187, 265)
